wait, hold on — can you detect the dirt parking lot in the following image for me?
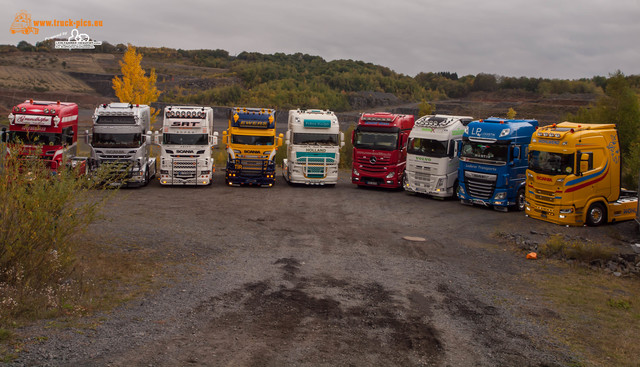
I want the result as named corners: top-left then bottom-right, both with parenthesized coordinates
top-left (8, 169), bottom-right (638, 366)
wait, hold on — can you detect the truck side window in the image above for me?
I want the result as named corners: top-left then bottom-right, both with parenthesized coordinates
top-left (577, 151), bottom-right (594, 174)
top-left (513, 145), bottom-right (521, 160)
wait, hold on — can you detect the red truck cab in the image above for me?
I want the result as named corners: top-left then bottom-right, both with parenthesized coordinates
top-left (352, 112), bottom-right (415, 188)
top-left (7, 99), bottom-right (80, 173)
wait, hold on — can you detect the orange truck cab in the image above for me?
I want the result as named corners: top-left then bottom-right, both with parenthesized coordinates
top-left (525, 122), bottom-right (637, 226)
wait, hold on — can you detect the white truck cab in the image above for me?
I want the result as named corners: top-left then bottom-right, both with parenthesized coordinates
top-left (156, 106), bottom-right (218, 185)
top-left (90, 102), bottom-right (156, 187)
top-left (283, 109), bottom-right (344, 185)
top-left (404, 114), bottom-right (473, 198)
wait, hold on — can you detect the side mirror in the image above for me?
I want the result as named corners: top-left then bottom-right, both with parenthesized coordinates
top-left (222, 130), bottom-right (228, 145)
top-left (84, 129), bottom-right (91, 145)
top-left (212, 131), bottom-right (219, 146)
top-left (277, 133), bottom-right (284, 147)
top-left (285, 131), bottom-right (291, 145)
top-left (351, 130), bottom-right (355, 144)
top-left (153, 131), bottom-right (160, 145)
top-left (1, 127), bottom-right (7, 143)
top-left (579, 153), bottom-right (589, 175)
top-left (340, 132), bottom-right (345, 148)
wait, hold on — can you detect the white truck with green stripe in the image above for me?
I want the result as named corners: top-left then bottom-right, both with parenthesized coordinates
top-left (404, 114), bottom-right (473, 198)
top-left (283, 109), bottom-right (344, 185)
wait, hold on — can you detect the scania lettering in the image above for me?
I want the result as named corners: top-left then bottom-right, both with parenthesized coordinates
top-left (525, 122), bottom-right (637, 226)
top-left (222, 107), bottom-right (283, 187)
top-left (404, 114), bottom-right (473, 198)
top-left (89, 103), bottom-right (156, 187)
top-left (457, 117), bottom-right (538, 211)
top-left (352, 112), bottom-right (415, 188)
top-left (6, 99), bottom-right (87, 173)
top-left (156, 106), bottom-right (217, 186)
top-left (283, 109), bottom-right (344, 185)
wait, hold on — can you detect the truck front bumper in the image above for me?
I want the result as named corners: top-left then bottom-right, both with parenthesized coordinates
top-left (524, 200), bottom-right (583, 226)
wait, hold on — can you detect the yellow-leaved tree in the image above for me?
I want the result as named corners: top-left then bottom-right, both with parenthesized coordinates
top-left (112, 45), bottom-right (161, 128)
top-left (506, 107), bottom-right (517, 119)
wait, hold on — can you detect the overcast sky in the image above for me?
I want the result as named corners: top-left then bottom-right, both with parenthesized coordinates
top-left (3, 0), bottom-right (639, 79)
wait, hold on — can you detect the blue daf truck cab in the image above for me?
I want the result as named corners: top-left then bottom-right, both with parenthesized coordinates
top-left (457, 117), bottom-right (538, 212)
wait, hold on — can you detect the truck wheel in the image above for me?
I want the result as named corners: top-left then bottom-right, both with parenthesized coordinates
top-left (515, 188), bottom-right (526, 211)
top-left (143, 168), bottom-right (150, 187)
top-left (586, 202), bottom-right (606, 226)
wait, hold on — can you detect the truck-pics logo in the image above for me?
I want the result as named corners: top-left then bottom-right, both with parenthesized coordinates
top-left (10, 10), bottom-right (103, 36)
top-left (10, 10), bottom-right (38, 35)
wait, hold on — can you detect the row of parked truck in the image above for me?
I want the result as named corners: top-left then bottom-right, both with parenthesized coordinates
top-left (1, 99), bottom-right (638, 227)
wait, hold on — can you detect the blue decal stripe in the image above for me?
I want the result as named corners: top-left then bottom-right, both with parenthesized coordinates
top-left (566, 161), bottom-right (608, 186)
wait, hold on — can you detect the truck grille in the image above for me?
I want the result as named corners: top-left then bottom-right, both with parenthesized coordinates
top-left (355, 156), bottom-right (390, 173)
top-left (464, 171), bottom-right (496, 200)
top-left (237, 158), bottom-right (268, 177)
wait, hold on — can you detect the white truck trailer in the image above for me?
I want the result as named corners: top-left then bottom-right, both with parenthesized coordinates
top-left (404, 114), bottom-right (473, 198)
top-left (156, 106), bottom-right (218, 185)
top-left (283, 109), bottom-right (344, 185)
top-left (89, 103), bottom-right (156, 187)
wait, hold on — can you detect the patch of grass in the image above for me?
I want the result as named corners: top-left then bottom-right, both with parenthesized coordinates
top-left (0, 328), bottom-right (12, 342)
top-left (526, 265), bottom-right (640, 366)
top-left (539, 234), bottom-right (616, 262)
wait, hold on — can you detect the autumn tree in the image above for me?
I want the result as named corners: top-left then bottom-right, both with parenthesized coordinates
top-left (566, 71), bottom-right (640, 187)
top-left (112, 45), bottom-right (161, 127)
top-left (418, 99), bottom-right (435, 116)
top-left (506, 107), bottom-right (517, 119)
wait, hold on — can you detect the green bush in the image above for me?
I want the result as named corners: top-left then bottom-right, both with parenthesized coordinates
top-left (538, 235), bottom-right (616, 263)
top-left (339, 125), bottom-right (355, 169)
top-left (0, 149), bottom-right (111, 320)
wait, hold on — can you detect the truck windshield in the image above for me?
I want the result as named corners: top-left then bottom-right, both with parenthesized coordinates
top-left (529, 150), bottom-right (574, 175)
top-left (163, 133), bottom-right (208, 145)
top-left (460, 141), bottom-right (509, 163)
top-left (231, 134), bottom-right (274, 145)
top-left (354, 131), bottom-right (398, 151)
top-left (9, 131), bottom-right (62, 145)
top-left (92, 133), bottom-right (142, 148)
top-left (408, 138), bottom-right (448, 157)
top-left (292, 133), bottom-right (339, 146)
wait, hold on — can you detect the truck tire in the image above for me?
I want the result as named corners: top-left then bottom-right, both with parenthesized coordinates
top-left (515, 188), bottom-right (526, 211)
top-left (452, 181), bottom-right (459, 200)
top-left (143, 168), bottom-right (150, 187)
top-left (586, 202), bottom-right (606, 226)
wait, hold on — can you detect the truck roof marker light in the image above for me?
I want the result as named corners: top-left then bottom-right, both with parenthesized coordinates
top-left (56, 100), bottom-right (60, 105)
top-left (570, 129), bottom-right (574, 133)
top-left (29, 99), bottom-right (33, 104)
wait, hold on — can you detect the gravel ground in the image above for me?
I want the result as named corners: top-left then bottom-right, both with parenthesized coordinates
top-left (7, 169), bottom-right (638, 367)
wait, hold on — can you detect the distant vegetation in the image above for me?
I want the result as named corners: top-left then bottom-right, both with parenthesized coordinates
top-left (8, 41), bottom-right (639, 114)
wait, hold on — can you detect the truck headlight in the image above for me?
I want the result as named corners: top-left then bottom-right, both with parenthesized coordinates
top-left (436, 178), bottom-right (445, 188)
top-left (386, 171), bottom-right (395, 179)
top-left (353, 168), bottom-right (360, 176)
top-left (494, 192), bottom-right (507, 200)
top-left (559, 208), bottom-right (574, 214)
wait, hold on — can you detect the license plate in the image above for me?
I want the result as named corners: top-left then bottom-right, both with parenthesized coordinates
top-left (366, 181), bottom-right (378, 185)
top-left (541, 212), bottom-right (547, 218)
top-left (472, 199), bottom-right (485, 205)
